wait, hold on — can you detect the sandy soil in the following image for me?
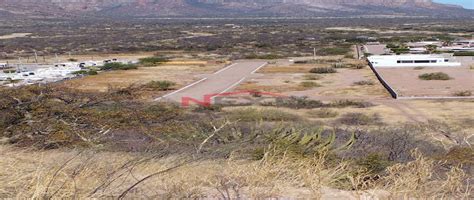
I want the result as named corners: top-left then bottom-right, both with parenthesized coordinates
top-left (376, 66), bottom-right (474, 97)
top-left (63, 63), bottom-right (224, 95)
top-left (0, 33), bottom-right (31, 40)
top-left (239, 62), bottom-right (389, 100)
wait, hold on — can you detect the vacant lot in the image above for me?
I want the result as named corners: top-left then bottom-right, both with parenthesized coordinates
top-left (238, 58), bottom-right (389, 100)
top-left (63, 61), bottom-right (224, 100)
top-left (376, 66), bottom-right (474, 97)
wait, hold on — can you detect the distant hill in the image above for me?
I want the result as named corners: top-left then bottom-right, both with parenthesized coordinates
top-left (0, 0), bottom-right (472, 18)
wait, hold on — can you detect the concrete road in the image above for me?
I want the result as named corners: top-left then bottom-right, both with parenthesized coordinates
top-left (156, 61), bottom-right (267, 103)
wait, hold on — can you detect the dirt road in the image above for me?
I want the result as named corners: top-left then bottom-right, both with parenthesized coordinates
top-left (157, 61), bottom-right (267, 103)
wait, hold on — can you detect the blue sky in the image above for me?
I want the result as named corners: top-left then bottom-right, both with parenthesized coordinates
top-left (434, 0), bottom-right (474, 9)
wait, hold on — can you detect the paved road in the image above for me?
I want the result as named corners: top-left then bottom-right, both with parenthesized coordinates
top-left (156, 61), bottom-right (267, 103)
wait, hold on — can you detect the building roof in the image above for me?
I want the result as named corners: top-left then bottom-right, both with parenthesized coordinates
top-left (368, 54), bottom-right (448, 60)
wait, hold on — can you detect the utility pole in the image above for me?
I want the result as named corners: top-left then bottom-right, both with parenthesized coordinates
top-left (313, 47), bottom-right (316, 60)
top-left (34, 50), bottom-right (38, 64)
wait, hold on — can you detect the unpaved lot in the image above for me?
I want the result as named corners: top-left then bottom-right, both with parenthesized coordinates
top-left (376, 66), bottom-right (474, 97)
top-left (238, 60), bottom-right (390, 100)
top-left (63, 62), bottom-right (224, 98)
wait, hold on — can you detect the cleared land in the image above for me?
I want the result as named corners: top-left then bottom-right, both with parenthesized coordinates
top-left (376, 66), bottom-right (474, 97)
top-left (64, 60), bottom-right (225, 100)
top-left (238, 58), bottom-right (389, 100)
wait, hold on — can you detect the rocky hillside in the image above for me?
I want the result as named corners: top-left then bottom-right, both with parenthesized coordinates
top-left (0, 0), bottom-right (472, 18)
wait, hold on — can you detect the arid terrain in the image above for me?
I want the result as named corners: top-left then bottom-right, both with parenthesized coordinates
top-left (0, 17), bottom-right (473, 199)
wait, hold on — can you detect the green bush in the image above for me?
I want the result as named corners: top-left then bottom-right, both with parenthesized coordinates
top-left (72, 70), bottom-right (88, 75)
top-left (88, 70), bottom-right (98, 75)
top-left (139, 56), bottom-right (169, 66)
top-left (144, 80), bottom-right (176, 91)
top-left (3, 69), bottom-right (16, 73)
top-left (100, 63), bottom-right (138, 71)
top-left (309, 67), bottom-right (337, 74)
top-left (418, 72), bottom-right (451, 80)
top-left (453, 52), bottom-right (474, 56)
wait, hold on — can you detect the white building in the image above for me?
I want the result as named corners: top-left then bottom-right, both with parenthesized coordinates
top-left (368, 55), bottom-right (461, 68)
top-left (0, 63), bottom-right (7, 68)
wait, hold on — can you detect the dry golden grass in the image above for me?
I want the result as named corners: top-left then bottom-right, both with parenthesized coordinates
top-left (1, 145), bottom-right (470, 199)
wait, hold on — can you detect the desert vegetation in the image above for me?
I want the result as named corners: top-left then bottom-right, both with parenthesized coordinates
top-left (418, 72), bottom-right (452, 80)
top-left (1, 17), bottom-right (474, 198)
top-left (0, 76), bottom-right (472, 198)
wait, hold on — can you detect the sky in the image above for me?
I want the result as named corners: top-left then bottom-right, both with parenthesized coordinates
top-left (434, 0), bottom-right (474, 9)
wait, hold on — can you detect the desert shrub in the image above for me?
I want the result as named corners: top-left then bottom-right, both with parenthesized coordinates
top-left (356, 154), bottom-right (392, 173)
top-left (353, 80), bottom-right (374, 86)
top-left (138, 56), bottom-right (169, 66)
top-left (144, 80), bottom-right (176, 91)
top-left (72, 70), bottom-right (98, 76)
top-left (67, 58), bottom-right (78, 62)
top-left (337, 113), bottom-right (382, 126)
top-left (262, 96), bottom-right (324, 109)
top-left (3, 69), bottom-right (16, 73)
top-left (307, 109), bottom-right (338, 118)
top-left (245, 54), bottom-right (282, 60)
top-left (303, 74), bottom-right (321, 80)
top-left (391, 48), bottom-right (409, 54)
top-left (300, 81), bottom-right (321, 88)
top-left (330, 100), bottom-right (374, 108)
top-left (344, 54), bottom-right (354, 59)
top-left (332, 63), bottom-right (347, 68)
top-left (453, 90), bottom-right (472, 97)
top-left (72, 70), bottom-right (88, 75)
top-left (294, 60), bottom-right (309, 64)
top-left (88, 70), bottom-right (98, 75)
top-left (309, 67), bottom-right (337, 74)
top-left (100, 63), bottom-right (138, 71)
top-left (453, 52), bottom-right (474, 56)
top-left (317, 47), bottom-right (351, 56)
top-left (226, 108), bottom-right (300, 122)
top-left (342, 125), bottom-right (445, 162)
top-left (413, 67), bottom-right (425, 70)
top-left (418, 72), bottom-right (451, 80)
top-left (349, 63), bottom-right (366, 69)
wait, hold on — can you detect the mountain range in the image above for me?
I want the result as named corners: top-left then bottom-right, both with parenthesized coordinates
top-left (0, 0), bottom-right (472, 18)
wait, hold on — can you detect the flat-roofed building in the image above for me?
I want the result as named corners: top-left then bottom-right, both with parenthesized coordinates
top-left (368, 55), bottom-right (461, 68)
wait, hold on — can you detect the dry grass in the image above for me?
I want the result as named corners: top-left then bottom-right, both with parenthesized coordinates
top-left (237, 81), bottom-right (308, 93)
top-left (377, 150), bottom-right (472, 199)
top-left (64, 63), bottom-right (222, 93)
top-left (1, 145), bottom-right (470, 199)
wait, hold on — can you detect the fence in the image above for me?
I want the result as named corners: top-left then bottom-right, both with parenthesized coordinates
top-left (367, 59), bottom-right (398, 99)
